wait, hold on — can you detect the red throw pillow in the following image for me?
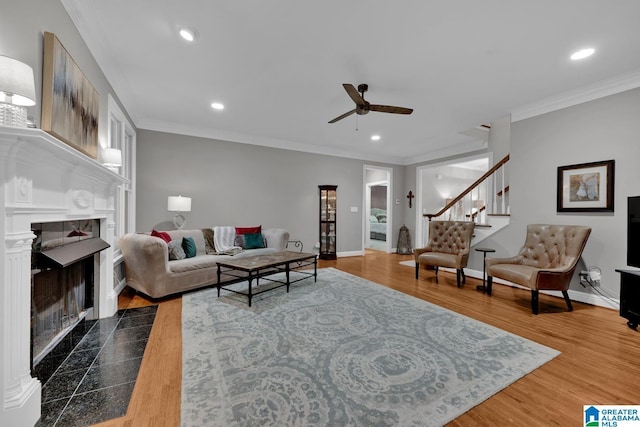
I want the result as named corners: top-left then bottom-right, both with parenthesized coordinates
top-left (235, 225), bottom-right (261, 235)
top-left (151, 229), bottom-right (172, 242)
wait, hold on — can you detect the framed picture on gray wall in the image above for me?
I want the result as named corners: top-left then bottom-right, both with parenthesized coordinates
top-left (41, 32), bottom-right (99, 159)
top-left (557, 159), bottom-right (615, 212)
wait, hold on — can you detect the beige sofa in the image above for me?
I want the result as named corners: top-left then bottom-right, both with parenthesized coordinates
top-left (118, 227), bottom-right (289, 299)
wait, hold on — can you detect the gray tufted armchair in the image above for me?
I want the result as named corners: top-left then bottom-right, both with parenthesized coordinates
top-left (415, 221), bottom-right (475, 287)
top-left (486, 224), bottom-right (591, 315)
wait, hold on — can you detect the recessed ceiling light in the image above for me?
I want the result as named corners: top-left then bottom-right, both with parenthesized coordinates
top-left (371, 135), bottom-right (381, 141)
top-left (570, 48), bottom-right (595, 60)
top-left (211, 102), bottom-right (224, 110)
top-left (179, 27), bottom-right (198, 42)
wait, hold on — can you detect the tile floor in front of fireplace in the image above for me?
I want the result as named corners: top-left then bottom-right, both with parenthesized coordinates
top-left (34, 305), bottom-right (157, 427)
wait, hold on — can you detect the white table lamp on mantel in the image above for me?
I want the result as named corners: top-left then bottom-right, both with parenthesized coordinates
top-left (168, 195), bottom-right (192, 229)
top-left (0, 55), bottom-right (36, 128)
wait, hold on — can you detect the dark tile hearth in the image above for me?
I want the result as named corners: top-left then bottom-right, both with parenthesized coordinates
top-left (34, 306), bottom-right (157, 427)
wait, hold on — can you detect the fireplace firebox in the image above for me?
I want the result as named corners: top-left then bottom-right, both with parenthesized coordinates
top-left (30, 220), bottom-right (109, 366)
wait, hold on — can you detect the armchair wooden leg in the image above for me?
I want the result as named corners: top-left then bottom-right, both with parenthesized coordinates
top-left (531, 290), bottom-right (539, 315)
top-left (415, 263), bottom-right (419, 279)
top-left (461, 269), bottom-right (466, 284)
top-left (456, 269), bottom-right (462, 287)
top-left (434, 266), bottom-right (439, 284)
top-left (562, 290), bottom-right (574, 312)
top-left (486, 276), bottom-right (493, 296)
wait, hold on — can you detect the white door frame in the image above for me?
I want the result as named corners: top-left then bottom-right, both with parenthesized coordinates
top-left (363, 165), bottom-right (393, 253)
top-left (415, 154), bottom-right (491, 248)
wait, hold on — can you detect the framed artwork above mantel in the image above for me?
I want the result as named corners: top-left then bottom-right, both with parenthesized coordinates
top-left (41, 31), bottom-right (99, 159)
top-left (557, 159), bottom-right (615, 213)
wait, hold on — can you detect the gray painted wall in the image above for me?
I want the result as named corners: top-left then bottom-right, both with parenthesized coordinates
top-left (136, 130), bottom-right (405, 254)
top-left (480, 87), bottom-right (640, 300)
top-left (371, 186), bottom-right (387, 210)
top-left (488, 115), bottom-right (511, 162)
top-left (1, 1), bottom-right (128, 148)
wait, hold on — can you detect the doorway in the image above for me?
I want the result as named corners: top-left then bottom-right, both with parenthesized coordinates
top-left (415, 155), bottom-right (490, 248)
top-left (363, 165), bottom-right (393, 253)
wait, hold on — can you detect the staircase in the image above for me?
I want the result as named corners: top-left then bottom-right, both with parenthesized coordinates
top-left (423, 154), bottom-right (510, 246)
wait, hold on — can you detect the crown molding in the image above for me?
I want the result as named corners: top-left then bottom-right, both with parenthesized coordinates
top-left (511, 69), bottom-right (640, 122)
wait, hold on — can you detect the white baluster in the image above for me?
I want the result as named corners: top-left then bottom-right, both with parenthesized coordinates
top-left (501, 165), bottom-right (506, 214)
top-left (505, 161), bottom-right (510, 215)
top-left (492, 170), bottom-right (497, 213)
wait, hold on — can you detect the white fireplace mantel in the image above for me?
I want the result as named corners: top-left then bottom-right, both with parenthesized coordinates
top-left (0, 126), bottom-right (127, 426)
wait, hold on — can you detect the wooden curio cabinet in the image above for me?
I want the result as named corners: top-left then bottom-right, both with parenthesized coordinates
top-left (319, 185), bottom-right (337, 260)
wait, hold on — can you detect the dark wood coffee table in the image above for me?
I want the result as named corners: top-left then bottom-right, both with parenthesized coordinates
top-left (216, 251), bottom-right (317, 306)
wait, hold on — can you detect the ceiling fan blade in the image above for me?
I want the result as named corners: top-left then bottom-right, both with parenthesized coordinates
top-left (343, 84), bottom-right (365, 105)
top-left (369, 105), bottom-right (413, 115)
top-left (328, 109), bottom-right (356, 123)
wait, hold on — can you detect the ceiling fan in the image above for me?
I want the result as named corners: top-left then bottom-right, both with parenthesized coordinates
top-left (328, 83), bottom-right (413, 124)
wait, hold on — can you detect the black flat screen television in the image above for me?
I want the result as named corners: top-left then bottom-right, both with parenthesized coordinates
top-left (628, 196), bottom-right (640, 268)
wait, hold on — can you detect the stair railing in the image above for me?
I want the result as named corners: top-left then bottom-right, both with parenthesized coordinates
top-left (423, 154), bottom-right (510, 224)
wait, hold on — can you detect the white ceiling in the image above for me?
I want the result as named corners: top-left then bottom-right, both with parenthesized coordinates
top-left (62, 0), bottom-right (640, 165)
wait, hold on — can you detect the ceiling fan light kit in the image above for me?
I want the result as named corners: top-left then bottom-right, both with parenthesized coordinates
top-left (328, 83), bottom-right (413, 124)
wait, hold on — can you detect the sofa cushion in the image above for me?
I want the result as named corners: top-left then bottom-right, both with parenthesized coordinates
top-left (151, 229), bottom-right (171, 243)
top-left (166, 229), bottom-right (207, 255)
top-left (244, 233), bottom-right (265, 249)
top-left (235, 225), bottom-right (261, 235)
top-left (168, 240), bottom-right (186, 260)
top-left (182, 237), bottom-right (197, 258)
top-left (169, 255), bottom-right (222, 273)
top-left (231, 247), bottom-right (279, 259)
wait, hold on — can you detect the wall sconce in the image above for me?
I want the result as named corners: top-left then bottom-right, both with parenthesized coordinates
top-left (0, 55), bottom-right (37, 128)
top-left (167, 195), bottom-right (192, 229)
top-left (101, 148), bottom-right (122, 172)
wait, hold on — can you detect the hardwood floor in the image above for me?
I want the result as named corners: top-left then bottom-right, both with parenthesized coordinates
top-left (93, 251), bottom-right (640, 426)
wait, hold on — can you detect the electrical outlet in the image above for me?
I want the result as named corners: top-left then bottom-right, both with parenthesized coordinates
top-left (579, 270), bottom-right (601, 287)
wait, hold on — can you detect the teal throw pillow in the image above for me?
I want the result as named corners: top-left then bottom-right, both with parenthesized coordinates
top-left (244, 233), bottom-right (265, 249)
top-left (182, 236), bottom-right (197, 258)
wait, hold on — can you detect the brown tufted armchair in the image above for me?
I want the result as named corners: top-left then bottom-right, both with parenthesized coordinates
top-left (486, 224), bottom-right (591, 315)
top-left (415, 221), bottom-right (475, 287)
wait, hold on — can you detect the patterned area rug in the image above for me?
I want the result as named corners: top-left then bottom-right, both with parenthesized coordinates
top-left (182, 268), bottom-right (559, 426)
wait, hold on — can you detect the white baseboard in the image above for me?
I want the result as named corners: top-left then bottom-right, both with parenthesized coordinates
top-left (463, 268), bottom-right (619, 310)
top-left (436, 267), bottom-right (619, 310)
top-left (337, 250), bottom-right (365, 258)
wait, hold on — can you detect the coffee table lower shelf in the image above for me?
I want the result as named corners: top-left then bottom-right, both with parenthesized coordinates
top-left (216, 252), bottom-right (317, 306)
